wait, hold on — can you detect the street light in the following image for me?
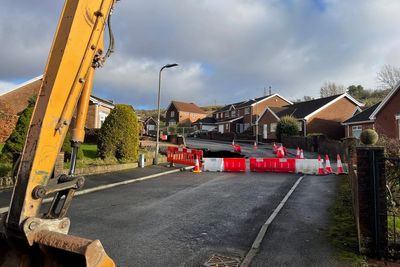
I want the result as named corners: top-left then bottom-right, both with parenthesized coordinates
top-left (154, 63), bottom-right (179, 165)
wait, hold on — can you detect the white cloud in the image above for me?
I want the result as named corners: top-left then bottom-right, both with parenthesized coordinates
top-left (1, 0), bottom-right (400, 107)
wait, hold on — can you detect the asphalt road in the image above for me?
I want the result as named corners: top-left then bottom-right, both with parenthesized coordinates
top-left (67, 171), bottom-right (301, 266)
top-left (185, 138), bottom-right (276, 158)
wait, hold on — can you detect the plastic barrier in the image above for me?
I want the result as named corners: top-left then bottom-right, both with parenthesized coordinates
top-left (203, 158), bottom-right (224, 172)
top-left (250, 158), bottom-right (296, 173)
top-left (224, 158), bottom-right (246, 172)
top-left (295, 159), bottom-right (321, 175)
top-left (167, 147), bottom-right (203, 167)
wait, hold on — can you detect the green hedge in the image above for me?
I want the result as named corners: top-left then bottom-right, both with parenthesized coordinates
top-left (276, 115), bottom-right (299, 141)
top-left (98, 104), bottom-right (139, 161)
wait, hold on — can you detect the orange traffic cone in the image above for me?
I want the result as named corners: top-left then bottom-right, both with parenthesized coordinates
top-left (296, 147), bottom-right (301, 159)
top-left (192, 156), bottom-right (202, 173)
top-left (317, 155), bottom-right (325, 175)
top-left (300, 149), bottom-right (304, 159)
top-left (276, 147), bottom-right (285, 158)
top-left (254, 141), bottom-right (258, 150)
top-left (273, 143), bottom-right (277, 153)
top-left (325, 154), bottom-right (333, 173)
top-left (336, 154), bottom-right (345, 175)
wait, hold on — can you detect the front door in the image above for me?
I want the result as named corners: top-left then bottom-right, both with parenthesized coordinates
top-left (263, 124), bottom-right (268, 139)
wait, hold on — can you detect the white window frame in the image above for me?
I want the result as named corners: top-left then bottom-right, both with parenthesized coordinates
top-left (270, 123), bottom-right (277, 133)
top-left (245, 107), bottom-right (250, 115)
top-left (225, 124), bottom-right (229, 130)
top-left (169, 120), bottom-right (176, 126)
top-left (225, 111), bottom-right (229, 118)
top-left (297, 121), bottom-right (302, 131)
top-left (170, 111), bottom-right (175, 117)
top-left (352, 125), bottom-right (362, 139)
top-left (99, 111), bottom-right (109, 128)
top-left (396, 114), bottom-right (400, 139)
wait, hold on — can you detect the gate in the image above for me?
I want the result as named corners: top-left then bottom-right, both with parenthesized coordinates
top-left (385, 157), bottom-right (400, 257)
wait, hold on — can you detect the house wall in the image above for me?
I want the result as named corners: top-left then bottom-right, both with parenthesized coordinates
top-left (166, 104), bottom-right (207, 126)
top-left (85, 104), bottom-right (98, 129)
top-left (344, 123), bottom-right (375, 138)
top-left (307, 97), bottom-right (358, 139)
top-left (375, 89), bottom-right (400, 139)
top-left (257, 110), bottom-right (280, 140)
top-left (166, 105), bottom-right (179, 126)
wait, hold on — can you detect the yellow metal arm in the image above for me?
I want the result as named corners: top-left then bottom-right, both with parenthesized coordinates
top-left (5, 0), bottom-right (116, 238)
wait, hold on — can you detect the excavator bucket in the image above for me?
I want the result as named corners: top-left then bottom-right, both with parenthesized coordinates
top-left (0, 230), bottom-right (115, 267)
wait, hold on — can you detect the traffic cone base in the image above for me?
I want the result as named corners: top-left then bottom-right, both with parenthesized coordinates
top-left (296, 147), bottom-right (300, 159)
top-left (317, 155), bottom-right (325, 175)
top-left (336, 154), bottom-right (345, 175)
top-left (325, 154), bottom-right (333, 174)
top-left (192, 157), bottom-right (202, 173)
top-left (300, 149), bottom-right (304, 159)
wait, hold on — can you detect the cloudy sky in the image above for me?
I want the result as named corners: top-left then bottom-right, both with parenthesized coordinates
top-left (1, 0), bottom-right (400, 109)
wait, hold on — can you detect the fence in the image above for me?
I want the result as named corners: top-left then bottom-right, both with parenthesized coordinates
top-left (167, 147), bottom-right (203, 167)
top-left (385, 157), bottom-right (400, 257)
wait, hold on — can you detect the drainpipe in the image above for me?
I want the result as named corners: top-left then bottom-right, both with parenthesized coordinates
top-left (303, 119), bottom-right (307, 137)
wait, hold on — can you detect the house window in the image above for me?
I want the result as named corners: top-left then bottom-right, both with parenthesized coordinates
top-left (245, 108), bottom-right (250, 115)
top-left (170, 111), bottom-right (175, 117)
top-left (270, 123), bottom-right (277, 133)
top-left (244, 123), bottom-right (250, 130)
top-left (99, 111), bottom-right (109, 127)
top-left (352, 125), bottom-right (362, 138)
top-left (169, 121), bottom-right (176, 126)
top-left (297, 122), bottom-right (302, 131)
top-left (216, 113), bottom-right (219, 119)
top-left (225, 124), bottom-right (229, 130)
top-left (231, 110), bottom-right (236, 117)
top-left (397, 115), bottom-right (400, 139)
top-left (225, 111), bottom-right (229, 118)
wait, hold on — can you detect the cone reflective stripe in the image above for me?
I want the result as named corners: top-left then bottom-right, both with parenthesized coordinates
top-left (325, 154), bottom-right (333, 173)
top-left (300, 149), bottom-right (304, 159)
top-left (192, 156), bottom-right (202, 173)
top-left (336, 154), bottom-right (344, 175)
top-left (232, 140), bottom-right (235, 146)
top-left (273, 143), bottom-right (277, 153)
top-left (254, 141), bottom-right (258, 150)
top-left (296, 147), bottom-right (300, 159)
top-left (317, 155), bottom-right (325, 175)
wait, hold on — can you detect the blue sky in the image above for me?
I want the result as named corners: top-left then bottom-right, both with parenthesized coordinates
top-left (1, 0), bottom-right (400, 109)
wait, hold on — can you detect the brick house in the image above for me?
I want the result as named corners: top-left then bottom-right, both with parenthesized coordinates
top-left (257, 93), bottom-right (363, 140)
top-left (213, 94), bottom-right (292, 134)
top-left (0, 75), bottom-right (114, 143)
top-left (165, 101), bottom-right (207, 126)
top-left (143, 117), bottom-right (157, 135)
top-left (343, 82), bottom-right (400, 139)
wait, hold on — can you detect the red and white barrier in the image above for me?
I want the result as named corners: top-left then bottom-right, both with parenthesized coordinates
top-left (203, 158), bottom-right (224, 172)
top-left (224, 158), bottom-right (247, 172)
top-left (167, 146), bottom-right (203, 167)
top-left (250, 158), bottom-right (296, 173)
top-left (295, 159), bottom-right (319, 174)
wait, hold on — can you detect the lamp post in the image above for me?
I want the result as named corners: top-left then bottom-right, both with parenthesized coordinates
top-left (154, 63), bottom-right (178, 165)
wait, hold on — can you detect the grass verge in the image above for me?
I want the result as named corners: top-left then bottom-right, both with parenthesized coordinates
top-left (328, 175), bottom-right (368, 266)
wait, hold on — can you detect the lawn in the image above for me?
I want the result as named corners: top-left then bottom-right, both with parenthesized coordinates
top-left (81, 143), bottom-right (98, 159)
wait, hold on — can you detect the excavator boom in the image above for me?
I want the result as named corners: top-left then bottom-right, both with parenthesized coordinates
top-left (0, 0), bottom-right (117, 266)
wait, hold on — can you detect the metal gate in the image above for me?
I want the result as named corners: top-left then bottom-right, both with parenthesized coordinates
top-left (385, 156), bottom-right (400, 257)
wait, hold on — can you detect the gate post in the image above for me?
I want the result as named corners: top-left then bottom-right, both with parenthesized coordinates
top-left (356, 146), bottom-right (387, 257)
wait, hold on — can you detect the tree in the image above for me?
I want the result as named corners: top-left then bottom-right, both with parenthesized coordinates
top-left (377, 64), bottom-right (400, 89)
top-left (2, 96), bottom-right (36, 160)
top-left (347, 85), bottom-right (365, 100)
top-left (320, 81), bottom-right (346, 97)
top-left (98, 104), bottom-right (139, 160)
top-left (276, 115), bottom-right (299, 141)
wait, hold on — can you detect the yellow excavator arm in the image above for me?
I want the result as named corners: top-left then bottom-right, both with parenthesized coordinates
top-left (0, 0), bottom-right (118, 266)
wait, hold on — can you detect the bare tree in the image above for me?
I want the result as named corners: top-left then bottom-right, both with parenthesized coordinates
top-left (320, 81), bottom-right (346, 97)
top-left (377, 64), bottom-right (400, 89)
